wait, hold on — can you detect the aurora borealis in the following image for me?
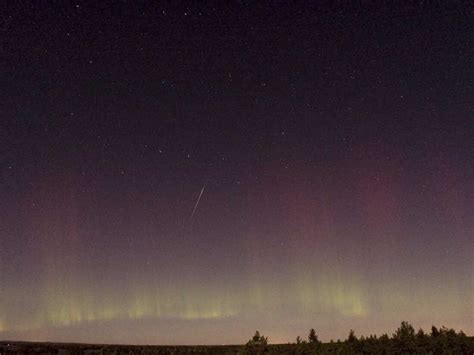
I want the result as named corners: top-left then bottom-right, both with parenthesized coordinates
top-left (1, 2), bottom-right (473, 345)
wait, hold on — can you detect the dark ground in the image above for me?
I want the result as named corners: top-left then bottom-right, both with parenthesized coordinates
top-left (1, 338), bottom-right (474, 355)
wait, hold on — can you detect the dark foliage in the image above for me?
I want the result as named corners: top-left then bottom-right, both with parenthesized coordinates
top-left (308, 329), bottom-right (319, 344)
top-left (347, 329), bottom-right (356, 343)
top-left (246, 330), bottom-right (268, 347)
top-left (245, 330), bottom-right (269, 354)
top-left (0, 322), bottom-right (472, 354)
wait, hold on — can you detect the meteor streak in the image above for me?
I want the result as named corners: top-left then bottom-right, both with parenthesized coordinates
top-left (189, 185), bottom-right (205, 221)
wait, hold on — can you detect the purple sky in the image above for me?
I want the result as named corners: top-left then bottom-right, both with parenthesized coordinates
top-left (0, 2), bottom-right (472, 344)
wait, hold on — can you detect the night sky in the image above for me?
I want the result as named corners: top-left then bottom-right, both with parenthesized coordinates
top-left (1, 2), bottom-right (473, 345)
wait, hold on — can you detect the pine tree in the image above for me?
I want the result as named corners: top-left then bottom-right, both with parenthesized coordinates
top-left (308, 328), bottom-right (319, 344)
top-left (347, 329), bottom-right (356, 342)
top-left (393, 321), bottom-right (416, 354)
top-left (246, 330), bottom-right (268, 346)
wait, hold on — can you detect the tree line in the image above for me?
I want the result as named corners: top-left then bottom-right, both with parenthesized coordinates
top-left (245, 321), bottom-right (473, 354)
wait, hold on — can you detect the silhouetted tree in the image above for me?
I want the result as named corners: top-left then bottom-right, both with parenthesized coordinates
top-left (347, 329), bottom-right (356, 343)
top-left (379, 333), bottom-right (390, 351)
top-left (394, 321), bottom-right (415, 339)
top-left (430, 325), bottom-right (439, 337)
top-left (345, 329), bottom-right (360, 354)
top-left (415, 328), bottom-right (429, 352)
top-left (393, 321), bottom-right (416, 354)
top-left (359, 334), bottom-right (381, 354)
top-left (246, 330), bottom-right (268, 347)
top-left (455, 330), bottom-right (471, 354)
top-left (308, 328), bottom-right (319, 344)
top-left (245, 331), bottom-right (269, 355)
